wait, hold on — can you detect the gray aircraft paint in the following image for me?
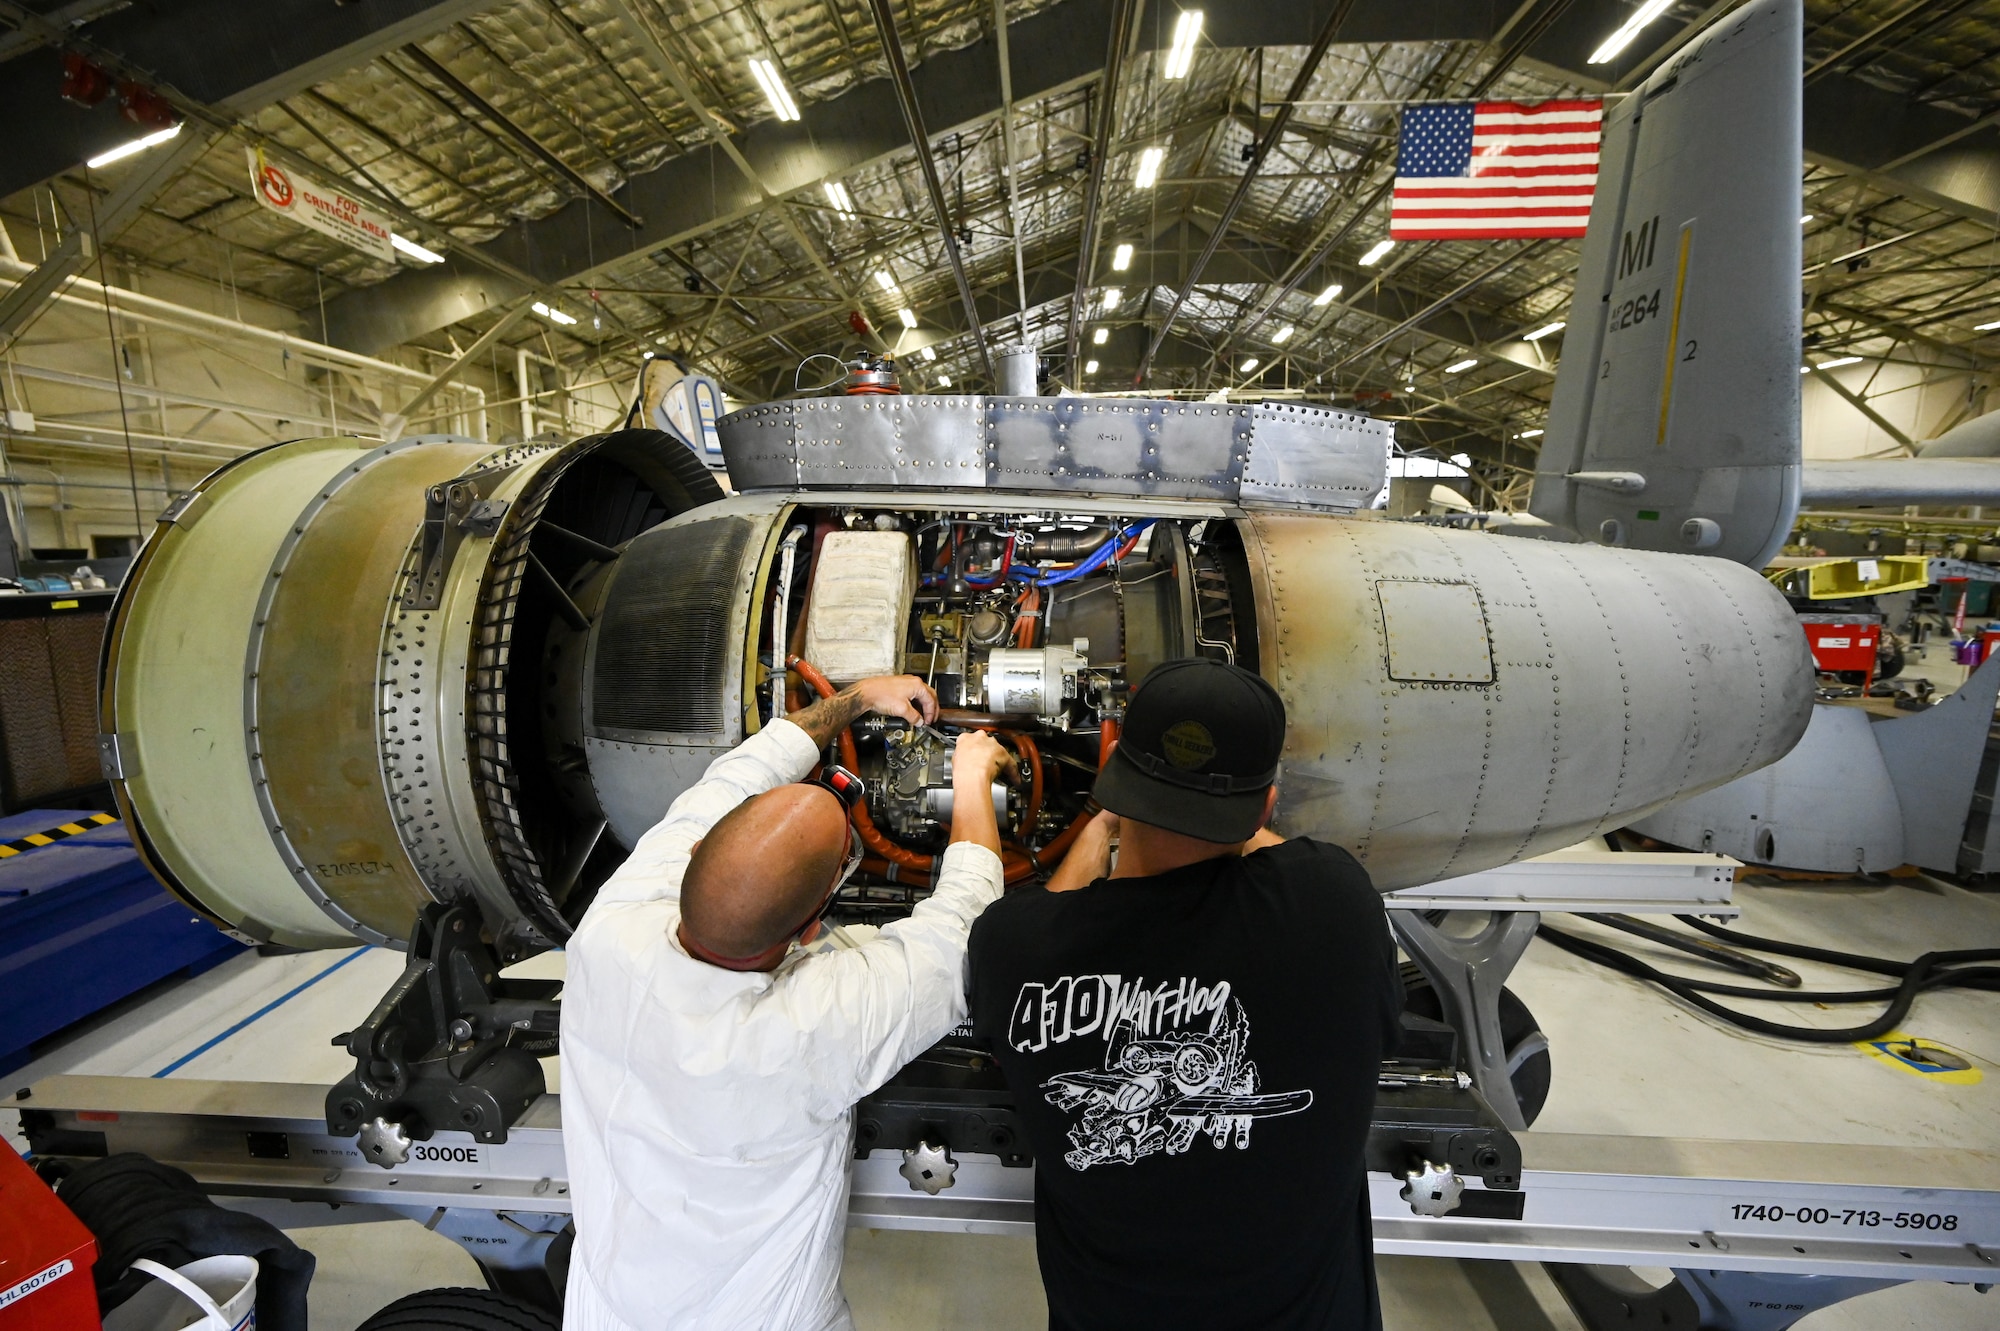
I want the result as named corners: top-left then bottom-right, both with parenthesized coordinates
top-left (1799, 457), bottom-right (2000, 507)
top-left (1632, 654), bottom-right (2000, 874)
top-left (1917, 411), bottom-right (2000, 458)
top-left (1529, 0), bottom-right (1802, 567)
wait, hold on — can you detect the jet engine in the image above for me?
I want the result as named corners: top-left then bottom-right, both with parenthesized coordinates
top-left (101, 394), bottom-right (1813, 961)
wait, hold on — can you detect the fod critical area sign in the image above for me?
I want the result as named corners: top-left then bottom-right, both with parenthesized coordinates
top-left (248, 148), bottom-right (394, 262)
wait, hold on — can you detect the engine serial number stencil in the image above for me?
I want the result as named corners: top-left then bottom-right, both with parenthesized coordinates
top-left (1375, 580), bottom-right (1496, 685)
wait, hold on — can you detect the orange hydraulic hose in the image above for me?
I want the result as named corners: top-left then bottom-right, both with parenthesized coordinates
top-left (1006, 732), bottom-right (1044, 833)
top-left (1098, 716), bottom-right (1121, 767)
top-left (790, 653), bottom-right (1035, 882)
top-left (790, 655), bottom-right (932, 872)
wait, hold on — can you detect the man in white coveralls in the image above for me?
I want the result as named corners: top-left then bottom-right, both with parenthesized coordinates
top-left (562, 672), bottom-right (1011, 1329)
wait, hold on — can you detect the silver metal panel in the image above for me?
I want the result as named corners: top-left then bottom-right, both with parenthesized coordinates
top-left (1240, 402), bottom-right (1391, 510)
top-left (585, 736), bottom-right (734, 850)
top-left (718, 395), bottom-right (1389, 513)
top-left (1387, 848), bottom-right (1738, 915)
top-left (717, 403), bottom-right (802, 490)
top-left (1629, 705), bottom-right (1905, 873)
top-left (1376, 580), bottom-right (1495, 684)
top-left (799, 395), bottom-right (987, 488)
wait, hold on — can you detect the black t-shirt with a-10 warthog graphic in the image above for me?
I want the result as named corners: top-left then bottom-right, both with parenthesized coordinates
top-left (967, 838), bottom-right (1401, 1331)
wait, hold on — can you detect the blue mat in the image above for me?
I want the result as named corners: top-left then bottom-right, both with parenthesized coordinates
top-left (1, 809), bottom-right (244, 1076)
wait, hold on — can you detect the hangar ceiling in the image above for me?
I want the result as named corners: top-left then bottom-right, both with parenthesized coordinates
top-left (0, 0), bottom-right (1995, 492)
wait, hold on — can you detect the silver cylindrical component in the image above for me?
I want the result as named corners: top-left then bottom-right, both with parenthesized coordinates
top-left (1240, 513), bottom-right (1814, 885)
top-left (993, 344), bottom-right (1039, 396)
top-left (983, 644), bottom-right (1086, 718)
top-left (102, 430), bottom-right (722, 951)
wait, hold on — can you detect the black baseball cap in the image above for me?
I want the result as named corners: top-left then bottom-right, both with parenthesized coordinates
top-left (1092, 658), bottom-right (1286, 843)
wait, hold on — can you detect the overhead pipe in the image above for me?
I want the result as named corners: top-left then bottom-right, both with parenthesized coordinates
top-left (1133, 0), bottom-right (1359, 386)
top-left (865, 0), bottom-right (995, 387)
top-left (1066, 0), bottom-right (1139, 383)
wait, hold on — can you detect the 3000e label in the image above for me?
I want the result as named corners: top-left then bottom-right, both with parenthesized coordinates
top-left (410, 1144), bottom-right (482, 1164)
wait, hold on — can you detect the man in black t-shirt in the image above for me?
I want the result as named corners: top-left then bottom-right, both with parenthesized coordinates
top-left (968, 659), bottom-right (1401, 1330)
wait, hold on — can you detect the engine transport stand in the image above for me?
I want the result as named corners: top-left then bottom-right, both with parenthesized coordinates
top-left (19, 847), bottom-right (1989, 1329)
top-left (1385, 845), bottom-right (1741, 1131)
top-left (15, 1076), bottom-right (2000, 1331)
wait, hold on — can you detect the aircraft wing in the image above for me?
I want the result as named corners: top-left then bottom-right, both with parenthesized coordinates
top-left (1799, 458), bottom-right (2000, 507)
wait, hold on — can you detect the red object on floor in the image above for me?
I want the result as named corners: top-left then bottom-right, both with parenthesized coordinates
top-left (0, 1147), bottom-right (100, 1330)
top-left (1799, 614), bottom-right (1879, 690)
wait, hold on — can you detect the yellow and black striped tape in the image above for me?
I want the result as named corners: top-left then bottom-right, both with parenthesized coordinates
top-left (0, 812), bottom-right (120, 859)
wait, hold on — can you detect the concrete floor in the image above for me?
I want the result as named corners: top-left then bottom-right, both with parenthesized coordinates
top-left (8, 873), bottom-right (1997, 1330)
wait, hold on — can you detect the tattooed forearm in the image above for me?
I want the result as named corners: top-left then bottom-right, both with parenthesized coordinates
top-left (787, 686), bottom-right (868, 748)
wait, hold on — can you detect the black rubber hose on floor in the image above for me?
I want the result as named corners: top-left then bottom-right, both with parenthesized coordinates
top-left (1535, 920), bottom-right (2000, 1044)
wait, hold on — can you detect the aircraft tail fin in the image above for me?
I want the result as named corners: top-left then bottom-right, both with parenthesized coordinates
top-left (1528, 0), bottom-right (1802, 567)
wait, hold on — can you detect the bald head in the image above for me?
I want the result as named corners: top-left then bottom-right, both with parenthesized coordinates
top-left (681, 785), bottom-right (850, 965)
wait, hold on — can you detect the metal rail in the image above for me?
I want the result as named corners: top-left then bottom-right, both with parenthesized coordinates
top-left (17, 1076), bottom-right (1999, 1287)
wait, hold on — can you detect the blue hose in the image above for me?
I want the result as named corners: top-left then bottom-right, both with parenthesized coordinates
top-left (1016, 520), bottom-right (1155, 587)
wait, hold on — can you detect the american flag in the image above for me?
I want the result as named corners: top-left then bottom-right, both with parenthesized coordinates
top-left (1390, 99), bottom-right (1603, 240)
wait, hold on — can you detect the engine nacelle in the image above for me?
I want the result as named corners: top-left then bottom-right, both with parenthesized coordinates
top-left (102, 421), bottom-right (1812, 954)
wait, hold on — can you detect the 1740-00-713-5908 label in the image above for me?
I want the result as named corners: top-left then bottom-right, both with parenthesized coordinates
top-left (1728, 1203), bottom-right (1959, 1232)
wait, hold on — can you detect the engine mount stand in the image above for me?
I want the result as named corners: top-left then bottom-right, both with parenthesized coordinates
top-left (1389, 909), bottom-right (1542, 1131)
top-left (326, 903), bottom-right (559, 1148)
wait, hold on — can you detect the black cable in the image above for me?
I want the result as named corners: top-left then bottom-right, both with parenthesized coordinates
top-left (1536, 921), bottom-right (2000, 1044)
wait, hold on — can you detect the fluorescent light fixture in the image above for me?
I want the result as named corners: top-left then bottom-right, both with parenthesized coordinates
top-left (1975, 319), bottom-right (2000, 331)
top-left (874, 270), bottom-right (897, 291)
top-left (86, 122), bottom-right (183, 169)
top-left (1084, 359), bottom-right (1100, 374)
top-left (920, 346), bottom-right (936, 361)
top-left (937, 374), bottom-right (952, 387)
top-left (1103, 287), bottom-right (1122, 310)
top-left (1112, 243), bottom-right (1133, 271)
top-left (748, 57), bottom-right (800, 121)
top-left (1358, 239), bottom-right (1393, 266)
top-left (1524, 320), bottom-right (1565, 341)
top-left (1312, 282), bottom-right (1343, 306)
top-left (898, 308), bottom-right (918, 329)
top-left (1092, 327), bottom-right (1110, 345)
top-left (823, 181), bottom-right (855, 216)
top-left (1450, 453), bottom-right (1472, 468)
top-left (531, 301), bottom-right (578, 326)
top-left (1134, 146), bottom-right (1166, 189)
top-left (1800, 214), bottom-right (1814, 225)
top-left (1587, 0), bottom-right (1674, 64)
top-left (1799, 365), bottom-right (1812, 374)
top-left (391, 233), bottom-right (444, 264)
top-left (1163, 9), bottom-right (1203, 80)
top-left (1240, 357), bottom-right (1259, 373)
top-left (1273, 324), bottom-right (1294, 343)
top-left (1445, 357), bottom-right (1478, 374)
top-left (1817, 355), bottom-right (1863, 370)
top-left (1519, 428), bottom-right (1544, 439)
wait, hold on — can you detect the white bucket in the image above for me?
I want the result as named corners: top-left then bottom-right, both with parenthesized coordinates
top-left (103, 1256), bottom-right (258, 1331)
